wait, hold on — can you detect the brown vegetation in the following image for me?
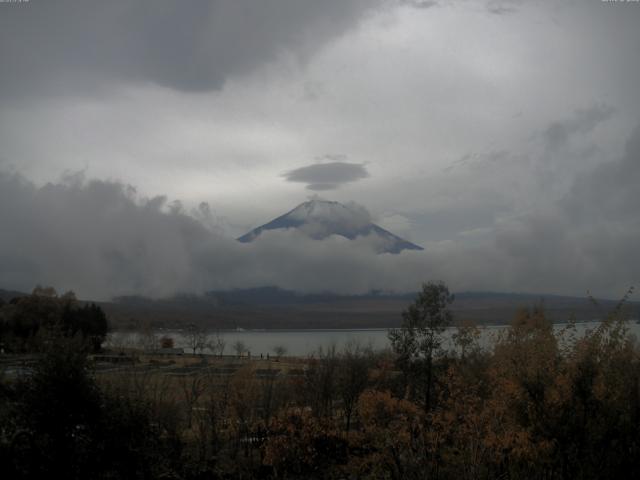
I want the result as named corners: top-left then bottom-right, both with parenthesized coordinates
top-left (1, 284), bottom-right (640, 479)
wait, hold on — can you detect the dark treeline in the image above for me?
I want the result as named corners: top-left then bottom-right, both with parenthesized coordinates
top-left (1, 283), bottom-right (640, 479)
top-left (0, 286), bottom-right (108, 353)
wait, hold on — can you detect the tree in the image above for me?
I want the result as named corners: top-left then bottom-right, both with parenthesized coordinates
top-left (61, 302), bottom-right (108, 352)
top-left (6, 331), bottom-right (180, 479)
top-left (337, 340), bottom-right (372, 432)
top-left (185, 323), bottom-right (208, 355)
top-left (159, 336), bottom-right (174, 349)
top-left (272, 344), bottom-right (287, 360)
top-left (179, 373), bottom-right (206, 429)
top-left (353, 389), bottom-right (425, 479)
top-left (304, 345), bottom-right (339, 418)
top-left (14, 333), bottom-right (102, 477)
top-left (452, 318), bottom-right (481, 360)
top-left (32, 285), bottom-right (58, 298)
top-left (388, 281), bottom-right (454, 412)
top-left (208, 330), bottom-right (226, 356)
top-left (263, 408), bottom-right (347, 478)
top-left (136, 319), bottom-right (157, 352)
top-left (0, 288), bottom-right (108, 353)
top-left (233, 340), bottom-right (247, 358)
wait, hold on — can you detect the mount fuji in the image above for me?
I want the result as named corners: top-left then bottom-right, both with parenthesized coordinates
top-left (237, 199), bottom-right (423, 254)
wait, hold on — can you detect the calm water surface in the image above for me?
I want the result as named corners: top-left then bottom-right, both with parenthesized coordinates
top-left (107, 321), bottom-right (640, 357)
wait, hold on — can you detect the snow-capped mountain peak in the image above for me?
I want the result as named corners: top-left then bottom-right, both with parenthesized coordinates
top-left (237, 199), bottom-right (423, 254)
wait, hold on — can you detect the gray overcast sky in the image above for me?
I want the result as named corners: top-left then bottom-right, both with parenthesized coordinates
top-left (1, 0), bottom-right (639, 299)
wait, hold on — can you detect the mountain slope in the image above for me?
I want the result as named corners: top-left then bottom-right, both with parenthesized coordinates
top-left (237, 199), bottom-right (423, 253)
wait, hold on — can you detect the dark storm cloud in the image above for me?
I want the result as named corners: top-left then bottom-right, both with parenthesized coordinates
top-left (0, 0), bottom-right (380, 101)
top-left (284, 161), bottom-right (370, 191)
top-left (492, 124), bottom-right (640, 295)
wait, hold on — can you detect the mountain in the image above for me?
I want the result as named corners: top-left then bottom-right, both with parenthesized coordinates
top-left (0, 288), bottom-right (29, 302)
top-left (237, 199), bottom-right (423, 253)
top-left (104, 288), bottom-right (640, 330)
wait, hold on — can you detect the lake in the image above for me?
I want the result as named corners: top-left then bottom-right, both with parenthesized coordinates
top-left (106, 320), bottom-right (640, 357)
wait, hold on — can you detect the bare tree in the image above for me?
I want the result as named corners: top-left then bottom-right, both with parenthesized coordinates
top-left (305, 344), bottom-right (339, 418)
top-left (272, 344), bottom-right (287, 360)
top-left (185, 323), bottom-right (208, 355)
top-left (192, 363), bottom-right (234, 463)
top-left (338, 340), bottom-right (372, 432)
top-left (208, 330), bottom-right (226, 357)
top-left (105, 331), bottom-right (134, 354)
top-left (137, 319), bottom-right (158, 352)
top-left (179, 372), bottom-right (206, 428)
top-left (233, 340), bottom-right (247, 358)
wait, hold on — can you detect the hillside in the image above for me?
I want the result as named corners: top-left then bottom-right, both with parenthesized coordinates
top-left (101, 289), bottom-right (639, 330)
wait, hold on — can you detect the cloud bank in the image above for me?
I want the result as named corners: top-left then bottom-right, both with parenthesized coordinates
top-left (1, 124), bottom-right (638, 301)
top-left (0, 169), bottom-right (435, 299)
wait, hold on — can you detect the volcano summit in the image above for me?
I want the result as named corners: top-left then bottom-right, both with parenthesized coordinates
top-left (237, 199), bottom-right (423, 254)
